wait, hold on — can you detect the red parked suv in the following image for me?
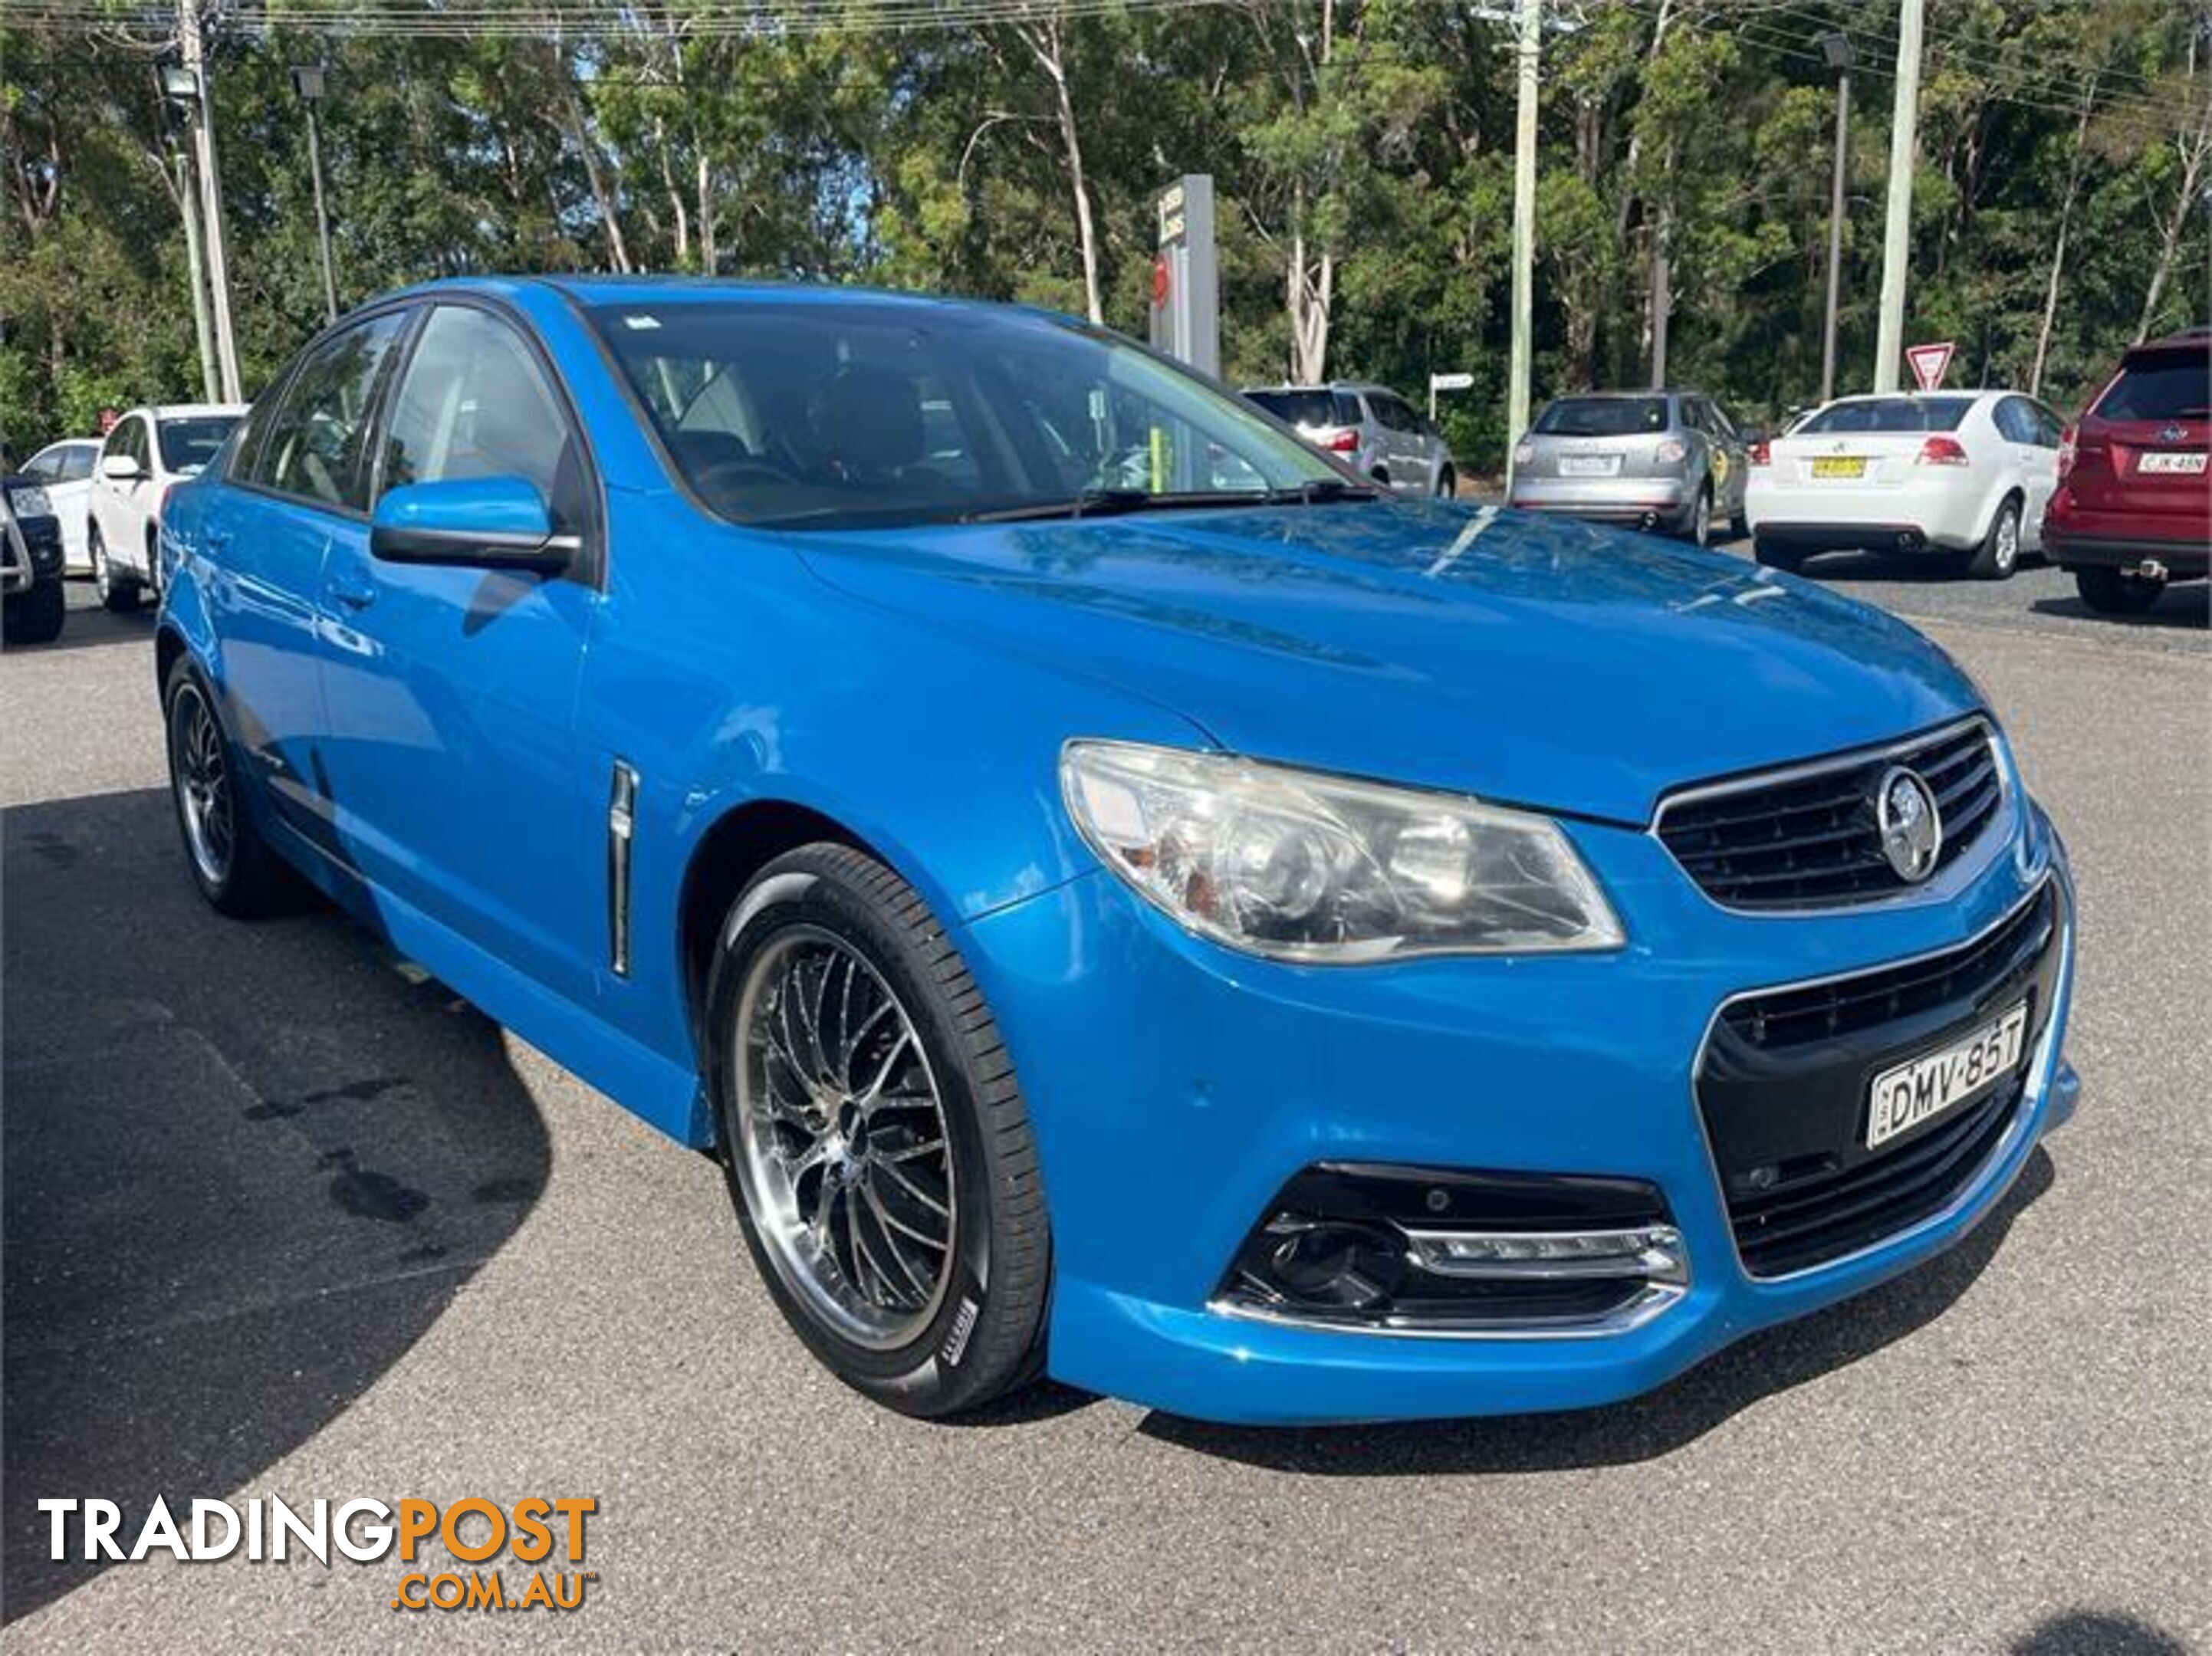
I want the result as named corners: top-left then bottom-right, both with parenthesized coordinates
top-left (2044, 327), bottom-right (2210, 614)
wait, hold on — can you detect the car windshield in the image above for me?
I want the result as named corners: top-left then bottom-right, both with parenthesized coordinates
top-left (1796, 396), bottom-right (1974, 435)
top-left (157, 416), bottom-right (240, 472)
top-left (587, 299), bottom-right (1344, 530)
top-left (1244, 388), bottom-right (1355, 429)
top-left (2096, 354), bottom-right (2211, 421)
top-left (1533, 397), bottom-right (1668, 437)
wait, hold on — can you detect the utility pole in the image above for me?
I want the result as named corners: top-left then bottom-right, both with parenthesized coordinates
top-left (178, 1), bottom-right (243, 402)
top-left (1819, 31), bottom-right (1855, 403)
top-left (1507, 0), bottom-right (1540, 478)
top-left (173, 147), bottom-right (219, 403)
top-left (1872, 0), bottom-right (1922, 394)
top-left (292, 64), bottom-right (340, 324)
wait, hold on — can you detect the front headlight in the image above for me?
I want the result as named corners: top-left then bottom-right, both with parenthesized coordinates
top-left (1060, 741), bottom-right (1625, 963)
top-left (6, 485), bottom-right (52, 520)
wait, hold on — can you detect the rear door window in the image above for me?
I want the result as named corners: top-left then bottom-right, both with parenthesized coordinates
top-left (250, 313), bottom-right (409, 511)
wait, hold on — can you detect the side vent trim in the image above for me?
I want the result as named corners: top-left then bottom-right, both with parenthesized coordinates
top-left (607, 761), bottom-right (639, 978)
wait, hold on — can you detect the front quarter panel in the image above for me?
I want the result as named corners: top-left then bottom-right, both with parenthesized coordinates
top-left (570, 487), bottom-right (1207, 1110)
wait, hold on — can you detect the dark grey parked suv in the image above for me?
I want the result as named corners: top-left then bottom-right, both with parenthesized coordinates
top-left (1507, 390), bottom-right (1755, 546)
top-left (1242, 382), bottom-right (1457, 498)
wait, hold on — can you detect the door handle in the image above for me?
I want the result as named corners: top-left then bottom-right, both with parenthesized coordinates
top-left (326, 570), bottom-right (378, 610)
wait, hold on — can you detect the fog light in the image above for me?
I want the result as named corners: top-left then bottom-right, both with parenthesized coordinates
top-left (1259, 1219), bottom-right (1405, 1311)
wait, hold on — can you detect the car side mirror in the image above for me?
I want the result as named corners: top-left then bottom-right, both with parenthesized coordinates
top-left (370, 476), bottom-right (575, 573)
top-left (100, 454), bottom-right (142, 481)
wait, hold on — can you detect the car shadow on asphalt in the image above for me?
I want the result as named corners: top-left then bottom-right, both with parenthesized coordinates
top-left (2, 787), bottom-right (551, 1624)
top-left (2011, 1610), bottom-right (2193, 1655)
top-left (2029, 591), bottom-right (2210, 632)
top-left (1136, 1146), bottom-right (2054, 1474)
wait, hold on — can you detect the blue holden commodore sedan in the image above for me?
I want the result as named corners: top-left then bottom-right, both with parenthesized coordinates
top-left (154, 278), bottom-right (2077, 1424)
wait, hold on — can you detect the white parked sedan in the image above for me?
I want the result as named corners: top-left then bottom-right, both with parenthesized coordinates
top-left (18, 437), bottom-right (100, 574)
top-left (87, 402), bottom-right (246, 611)
top-left (1745, 389), bottom-right (2065, 580)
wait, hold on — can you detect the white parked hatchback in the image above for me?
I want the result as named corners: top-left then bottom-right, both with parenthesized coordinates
top-left (1745, 389), bottom-right (2064, 580)
top-left (87, 402), bottom-right (246, 610)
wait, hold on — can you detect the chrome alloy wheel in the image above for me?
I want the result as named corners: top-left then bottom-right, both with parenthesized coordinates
top-left (169, 682), bottom-right (234, 886)
top-left (731, 927), bottom-right (958, 1349)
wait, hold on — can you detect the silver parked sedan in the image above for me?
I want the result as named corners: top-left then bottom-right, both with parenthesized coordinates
top-left (1507, 391), bottom-right (1753, 546)
top-left (1242, 382), bottom-right (1458, 498)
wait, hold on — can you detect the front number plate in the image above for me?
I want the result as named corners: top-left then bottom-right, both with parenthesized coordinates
top-left (1865, 1003), bottom-right (2029, 1152)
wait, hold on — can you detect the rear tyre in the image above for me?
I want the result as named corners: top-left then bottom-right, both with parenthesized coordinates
top-left (707, 843), bottom-right (1050, 1418)
top-left (1729, 507), bottom-right (1750, 541)
top-left (90, 531), bottom-right (140, 613)
top-left (1679, 485), bottom-right (1713, 548)
top-left (163, 656), bottom-right (297, 917)
top-left (2074, 564), bottom-right (2166, 616)
top-left (1961, 495), bottom-right (2021, 580)
top-left (2, 580), bottom-right (66, 645)
top-left (1753, 538), bottom-right (1805, 573)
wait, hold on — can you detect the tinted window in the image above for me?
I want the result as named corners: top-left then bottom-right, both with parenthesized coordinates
top-left (1245, 389), bottom-right (1359, 429)
top-left (1993, 398), bottom-right (2034, 442)
top-left (378, 305), bottom-right (586, 529)
top-left (55, 444), bottom-right (95, 482)
top-left (592, 301), bottom-right (1339, 531)
top-left (251, 314), bottom-right (407, 511)
top-left (1797, 396), bottom-right (1974, 435)
top-left (156, 416), bottom-right (239, 472)
top-left (1705, 399), bottom-right (1740, 440)
top-left (2032, 403), bottom-right (2065, 447)
top-left (2095, 353), bottom-right (2212, 421)
top-left (1535, 397), bottom-right (1669, 436)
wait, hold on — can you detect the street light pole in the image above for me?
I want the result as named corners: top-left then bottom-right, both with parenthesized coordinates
top-left (291, 64), bottom-right (339, 324)
top-left (1872, 0), bottom-right (1924, 394)
top-left (1818, 31), bottom-right (1855, 405)
top-left (1507, 0), bottom-right (1540, 483)
top-left (171, 145), bottom-right (220, 403)
top-left (175, 3), bottom-right (242, 402)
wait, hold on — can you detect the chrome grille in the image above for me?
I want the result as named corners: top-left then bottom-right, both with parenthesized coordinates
top-left (1656, 718), bottom-right (2003, 909)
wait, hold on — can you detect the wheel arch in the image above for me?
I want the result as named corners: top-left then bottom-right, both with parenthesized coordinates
top-left (675, 796), bottom-right (889, 1053)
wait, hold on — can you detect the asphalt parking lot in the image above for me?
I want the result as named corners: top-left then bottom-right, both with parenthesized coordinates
top-left (4, 551), bottom-right (2207, 1653)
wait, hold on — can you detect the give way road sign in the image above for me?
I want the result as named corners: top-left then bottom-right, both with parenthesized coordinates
top-left (1906, 341), bottom-right (1955, 393)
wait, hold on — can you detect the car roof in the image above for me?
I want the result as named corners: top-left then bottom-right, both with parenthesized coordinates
top-left (2127, 327), bottom-right (2209, 354)
top-left (36, 437), bottom-right (100, 452)
top-left (391, 273), bottom-right (1073, 327)
top-left (1546, 389), bottom-right (1684, 399)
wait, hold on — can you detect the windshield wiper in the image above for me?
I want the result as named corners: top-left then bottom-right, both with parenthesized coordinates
top-left (965, 488), bottom-right (1267, 524)
top-left (964, 478), bottom-right (1382, 524)
top-left (1259, 478), bottom-right (1384, 505)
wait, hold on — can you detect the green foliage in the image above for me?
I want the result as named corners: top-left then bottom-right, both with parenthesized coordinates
top-left (2, 1), bottom-right (2205, 465)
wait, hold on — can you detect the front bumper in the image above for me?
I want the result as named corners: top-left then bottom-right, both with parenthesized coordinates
top-left (962, 794), bottom-right (2074, 1424)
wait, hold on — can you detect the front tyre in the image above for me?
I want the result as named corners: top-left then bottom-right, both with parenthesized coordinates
top-left (3, 580), bottom-right (66, 645)
top-left (707, 844), bottom-right (1050, 1418)
top-left (1435, 466), bottom-right (1457, 499)
top-left (90, 530), bottom-right (141, 613)
top-left (163, 657), bottom-right (297, 917)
